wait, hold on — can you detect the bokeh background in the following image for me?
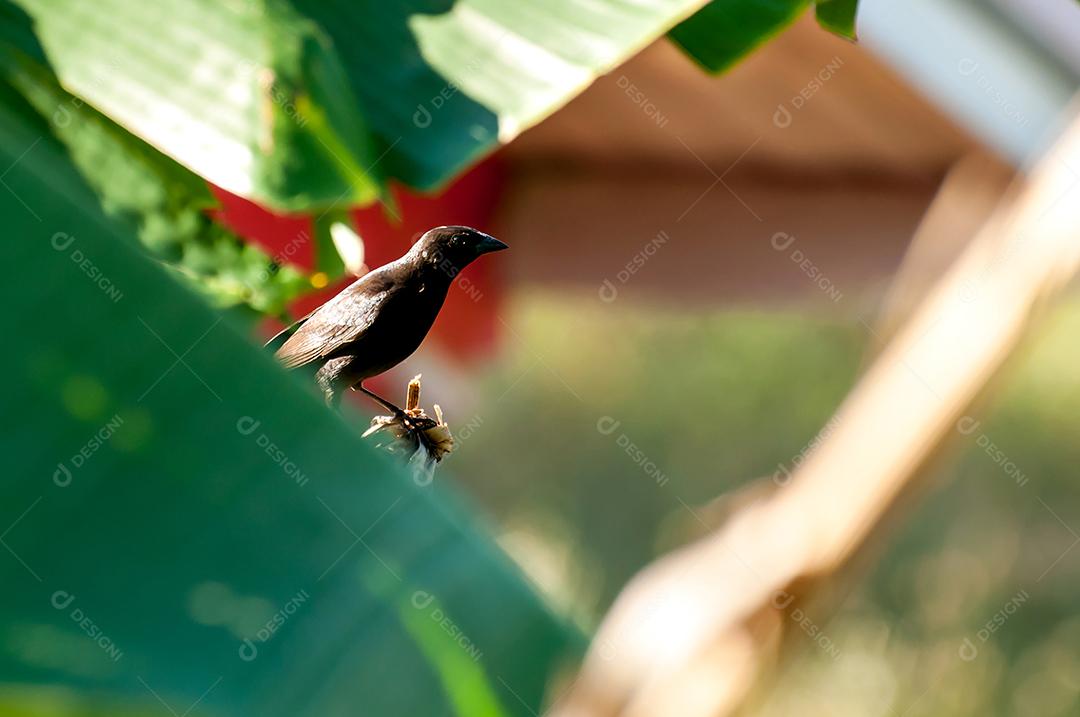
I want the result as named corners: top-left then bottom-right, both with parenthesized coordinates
top-left (319, 3), bottom-right (1077, 714)
top-left (4, 0), bottom-right (1080, 714)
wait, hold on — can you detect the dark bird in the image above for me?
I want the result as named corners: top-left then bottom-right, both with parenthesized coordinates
top-left (269, 225), bottom-right (508, 411)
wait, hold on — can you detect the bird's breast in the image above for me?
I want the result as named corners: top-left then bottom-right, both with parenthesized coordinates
top-left (351, 279), bottom-right (449, 371)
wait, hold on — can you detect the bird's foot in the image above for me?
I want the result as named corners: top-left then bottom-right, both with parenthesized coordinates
top-left (358, 376), bottom-right (455, 465)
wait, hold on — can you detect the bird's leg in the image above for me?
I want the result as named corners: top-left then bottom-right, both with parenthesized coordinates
top-left (353, 384), bottom-right (408, 423)
top-left (357, 385), bottom-right (422, 435)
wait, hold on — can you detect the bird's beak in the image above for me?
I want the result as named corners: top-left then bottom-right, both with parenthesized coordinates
top-left (476, 233), bottom-right (509, 254)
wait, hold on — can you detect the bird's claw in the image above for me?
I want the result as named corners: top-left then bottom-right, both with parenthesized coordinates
top-left (358, 376), bottom-right (455, 466)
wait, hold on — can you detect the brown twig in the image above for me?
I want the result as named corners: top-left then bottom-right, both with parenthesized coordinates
top-left (362, 376), bottom-right (455, 483)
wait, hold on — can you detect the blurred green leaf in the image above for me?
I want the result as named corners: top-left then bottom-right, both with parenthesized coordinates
top-left (11, 0), bottom-right (385, 212)
top-left (670, 0), bottom-right (858, 73)
top-left (313, 210), bottom-right (348, 279)
top-left (0, 38), bottom-right (313, 315)
top-left (669, 0), bottom-right (809, 73)
top-left (0, 78), bottom-right (580, 716)
top-left (7, 0), bottom-right (744, 211)
top-left (815, 0), bottom-right (859, 40)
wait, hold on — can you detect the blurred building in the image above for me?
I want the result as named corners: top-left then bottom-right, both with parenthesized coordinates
top-left (500, 0), bottom-right (1080, 312)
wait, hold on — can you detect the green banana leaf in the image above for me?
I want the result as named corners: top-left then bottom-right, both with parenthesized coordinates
top-left (670, 0), bottom-right (858, 73)
top-left (5, 0), bottom-right (728, 212)
top-left (0, 77), bottom-right (582, 716)
top-left (815, 0), bottom-right (859, 40)
top-left (5, 0), bottom-right (861, 213)
top-left (669, 0), bottom-right (810, 74)
top-left (0, 3), bottom-right (315, 315)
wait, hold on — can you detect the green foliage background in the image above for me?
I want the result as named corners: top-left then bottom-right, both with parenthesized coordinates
top-left (456, 294), bottom-right (1080, 716)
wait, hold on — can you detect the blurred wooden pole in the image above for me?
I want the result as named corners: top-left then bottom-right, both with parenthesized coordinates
top-left (551, 105), bottom-right (1080, 717)
top-left (873, 152), bottom-right (1015, 343)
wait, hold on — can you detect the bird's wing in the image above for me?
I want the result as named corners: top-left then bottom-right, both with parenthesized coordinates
top-left (274, 286), bottom-right (389, 369)
top-left (263, 310), bottom-right (315, 352)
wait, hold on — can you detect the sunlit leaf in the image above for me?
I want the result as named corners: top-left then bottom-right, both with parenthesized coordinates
top-left (8, 0), bottom-right (736, 211)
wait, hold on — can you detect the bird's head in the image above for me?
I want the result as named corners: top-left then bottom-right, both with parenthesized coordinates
top-left (411, 225), bottom-right (508, 278)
